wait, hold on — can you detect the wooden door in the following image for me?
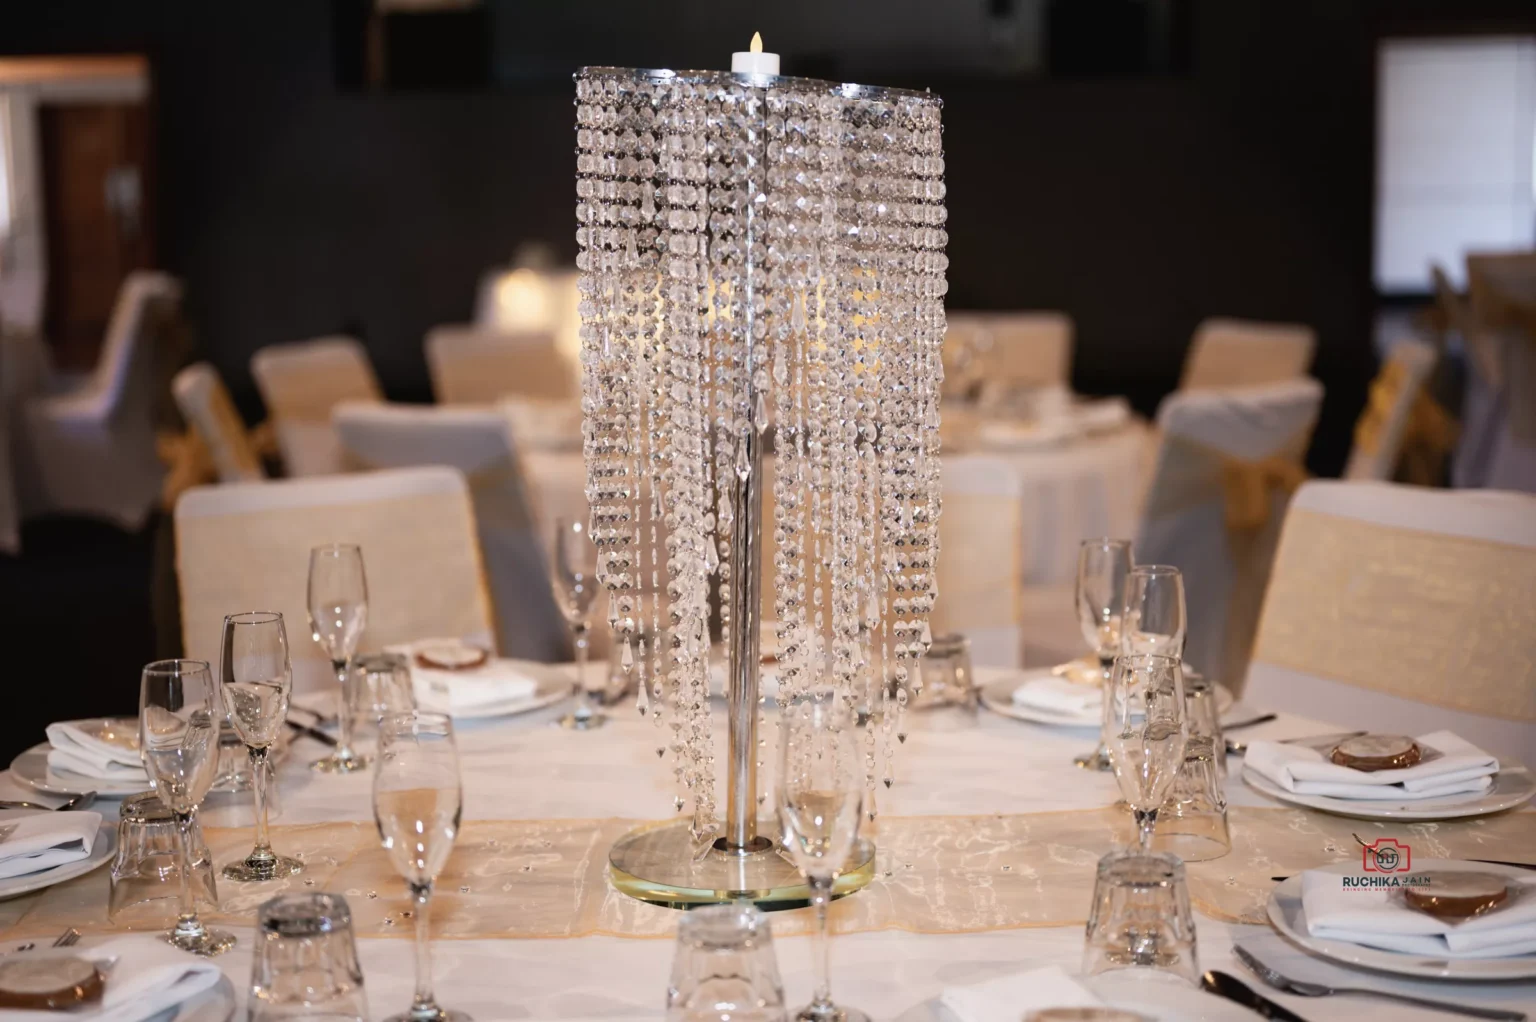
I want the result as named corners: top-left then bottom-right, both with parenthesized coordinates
top-left (39, 102), bottom-right (155, 371)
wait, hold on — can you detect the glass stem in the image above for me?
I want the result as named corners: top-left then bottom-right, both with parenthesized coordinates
top-left (572, 623), bottom-right (593, 719)
top-left (409, 881), bottom-right (439, 1019)
top-left (335, 659), bottom-right (356, 759)
top-left (249, 746), bottom-right (275, 863)
top-left (172, 810), bottom-right (204, 938)
top-left (809, 873), bottom-right (835, 1012)
top-left (1134, 807), bottom-right (1158, 851)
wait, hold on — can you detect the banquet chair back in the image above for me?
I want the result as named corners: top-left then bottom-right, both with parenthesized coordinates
top-left (1246, 480), bottom-right (1536, 763)
top-left (172, 362), bottom-right (264, 484)
top-left (175, 466), bottom-right (495, 693)
top-left (1179, 318), bottom-right (1316, 391)
top-left (333, 401), bottom-right (569, 661)
top-left (931, 454), bottom-right (1024, 667)
top-left (251, 335), bottom-right (381, 477)
top-left (426, 325), bottom-right (575, 405)
top-left (1137, 378), bottom-right (1323, 689)
top-left (946, 310), bottom-right (1073, 391)
top-left (1343, 340), bottom-right (1447, 483)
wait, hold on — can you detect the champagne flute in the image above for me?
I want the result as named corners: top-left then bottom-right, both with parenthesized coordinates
top-left (374, 712), bottom-right (470, 1022)
top-left (1121, 565), bottom-right (1186, 659)
top-left (1104, 653), bottom-right (1188, 851)
top-left (1073, 538), bottom-right (1133, 770)
top-left (779, 699), bottom-right (868, 1022)
top-left (221, 611), bottom-right (304, 881)
top-left (308, 543), bottom-right (370, 771)
top-left (548, 517), bottom-right (606, 730)
top-left (139, 659), bottom-right (235, 955)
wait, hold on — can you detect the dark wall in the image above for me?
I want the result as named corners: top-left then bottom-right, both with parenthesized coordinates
top-left (6, 0), bottom-right (1528, 473)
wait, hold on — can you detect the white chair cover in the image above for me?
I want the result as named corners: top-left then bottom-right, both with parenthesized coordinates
top-left (945, 311), bottom-right (1073, 390)
top-left (1246, 480), bottom-right (1536, 763)
top-left (932, 454), bottom-right (1024, 667)
top-left (426, 325), bottom-right (575, 405)
top-left (175, 466), bottom-right (495, 694)
top-left (1179, 318), bottom-right (1316, 391)
top-left (250, 336), bottom-right (381, 477)
top-left (14, 271), bottom-right (180, 531)
top-left (1136, 379), bottom-right (1323, 688)
top-left (171, 362), bottom-right (264, 484)
top-left (333, 402), bottom-right (569, 661)
top-left (1343, 339), bottom-right (1438, 481)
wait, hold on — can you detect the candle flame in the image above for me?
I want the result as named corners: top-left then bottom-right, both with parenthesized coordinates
top-left (750, 32), bottom-right (763, 54)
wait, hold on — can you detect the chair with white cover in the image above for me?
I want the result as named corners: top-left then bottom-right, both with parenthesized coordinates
top-left (1179, 318), bottom-right (1316, 391)
top-left (1136, 378), bottom-right (1323, 689)
top-left (1245, 480), bottom-right (1536, 763)
top-left (171, 362), bottom-right (264, 484)
top-left (333, 401), bottom-right (569, 661)
top-left (14, 271), bottom-right (181, 531)
top-left (1343, 340), bottom-right (1450, 483)
top-left (251, 336), bottom-right (381, 477)
top-left (175, 466), bottom-right (495, 694)
top-left (425, 325), bottom-right (575, 405)
top-left (946, 310), bottom-right (1073, 395)
top-left (931, 454), bottom-right (1024, 667)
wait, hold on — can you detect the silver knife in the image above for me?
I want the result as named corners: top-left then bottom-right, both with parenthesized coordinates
top-left (1202, 970), bottom-right (1311, 1021)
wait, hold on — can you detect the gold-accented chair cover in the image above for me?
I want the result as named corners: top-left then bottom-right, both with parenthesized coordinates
top-left (250, 336), bottom-right (382, 477)
top-left (1247, 480), bottom-right (1536, 762)
top-left (1137, 379), bottom-right (1323, 689)
top-left (171, 362), bottom-right (264, 484)
top-left (1179, 318), bottom-right (1316, 391)
top-left (426, 325), bottom-right (575, 405)
top-left (1344, 340), bottom-right (1455, 485)
top-left (174, 466), bottom-right (495, 693)
top-left (944, 311), bottom-right (1073, 393)
top-left (333, 402), bottom-right (570, 662)
top-left (931, 454), bottom-right (1025, 667)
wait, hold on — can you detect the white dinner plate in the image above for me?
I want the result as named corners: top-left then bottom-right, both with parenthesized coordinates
top-left (1268, 860), bottom-right (1536, 980)
top-left (979, 668), bottom-right (1234, 729)
top-left (1241, 760), bottom-right (1536, 820)
top-left (10, 717), bottom-right (150, 797)
top-left (0, 826), bottom-right (114, 901)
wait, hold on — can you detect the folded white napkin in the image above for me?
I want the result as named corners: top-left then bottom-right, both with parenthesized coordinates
top-left (0, 811), bottom-right (101, 880)
top-left (45, 722), bottom-right (147, 783)
top-left (390, 639), bottom-right (539, 714)
top-left (1245, 730), bottom-right (1498, 800)
top-left (1012, 675), bottom-right (1101, 717)
top-left (4, 934), bottom-right (224, 1022)
top-left (1302, 869), bottom-right (1536, 958)
top-left (940, 965), bottom-right (1102, 1022)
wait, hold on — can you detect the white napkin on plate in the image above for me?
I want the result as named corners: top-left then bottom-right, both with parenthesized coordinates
top-left (1245, 730), bottom-right (1498, 800)
top-left (3, 934), bottom-right (224, 1022)
top-left (1302, 869), bottom-right (1536, 958)
top-left (1012, 675), bottom-right (1101, 716)
top-left (390, 639), bottom-right (539, 714)
top-left (44, 722), bottom-right (147, 783)
top-left (940, 965), bottom-right (1102, 1022)
top-left (0, 811), bottom-right (101, 879)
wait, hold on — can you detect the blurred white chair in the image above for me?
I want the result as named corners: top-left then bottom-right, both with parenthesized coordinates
top-left (251, 336), bottom-right (381, 477)
top-left (333, 401), bottom-right (569, 661)
top-left (425, 325), bottom-right (575, 405)
top-left (1246, 480), bottom-right (1536, 763)
top-left (172, 362), bottom-right (264, 484)
top-left (932, 454), bottom-right (1024, 667)
top-left (1179, 318), bottom-right (1316, 391)
top-left (1136, 378), bottom-right (1323, 688)
top-left (175, 466), bottom-right (495, 694)
top-left (1461, 255), bottom-right (1536, 493)
top-left (14, 271), bottom-right (181, 531)
top-left (946, 310), bottom-right (1074, 393)
top-left (1344, 340), bottom-right (1448, 482)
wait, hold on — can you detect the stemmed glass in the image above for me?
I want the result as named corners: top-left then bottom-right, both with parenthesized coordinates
top-left (374, 712), bottom-right (469, 1022)
top-left (308, 544), bottom-right (370, 771)
top-left (1073, 538), bottom-right (1133, 770)
top-left (221, 611), bottom-right (304, 881)
top-left (139, 659), bottom-right (235, 955)
top-left (779, 699), bottom-right (868, 1022)
top-left (1104, 653), bottom-right (1188, 851)
top-left (1121, 565), bottom-right (1186, 659)
top-left (548, 517), bottom-right (606, 730)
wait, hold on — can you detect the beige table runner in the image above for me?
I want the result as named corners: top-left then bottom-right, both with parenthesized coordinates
top-left (4, 808), bottom-right (1532, 940)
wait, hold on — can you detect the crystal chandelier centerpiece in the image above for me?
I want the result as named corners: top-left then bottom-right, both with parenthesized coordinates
top-left (575, 60), bottom-right (947, 906)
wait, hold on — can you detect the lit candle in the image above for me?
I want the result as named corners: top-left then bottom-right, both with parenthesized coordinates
top-left (731, 32), bottom-right (780, 76)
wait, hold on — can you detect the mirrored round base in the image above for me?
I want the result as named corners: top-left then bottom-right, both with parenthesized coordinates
top-left (382, 1008), bottom-right (473, 1022)
top-left (795, 1005), bottom-right (870, 1022)
top-left (309, 751), bottom-right (370, 773)
top-left (555, 710), bottom-right (607, 730)
top-left (164, 926), bottom-right (236, 957)
top-left (222, 853), bottom-right (304, 882)
top-left (1074, 744), bottom-right (1113, 771)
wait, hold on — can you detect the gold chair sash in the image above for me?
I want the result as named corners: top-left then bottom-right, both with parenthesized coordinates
top-left (1353, 359), bottom-right (1458, 485)
top-left (1146, 434), bottom-right (1310, 534)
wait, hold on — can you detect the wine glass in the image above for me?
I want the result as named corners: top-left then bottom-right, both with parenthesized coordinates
top-left (548, 517), bottom-right (606, 730)
top-left (221, 611), bottom-right (304, 881)
top-left (1121, 565), bottom-right (1186, 659)
top-left (308, 543), bottom-right (370, 771)
top-left (778, 699), bottom-right (868, 1022)
top-left (1073, 538), bottom-right (1133, 770)
top-left (374, 712), bottom-right (470, 1022)
top-left (1103, 653), bottom-right (1188, 851)
top-left (139, 659), bottom-right (235, 956)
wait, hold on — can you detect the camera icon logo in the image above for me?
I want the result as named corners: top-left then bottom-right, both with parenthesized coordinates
top-left (1362, 837), bottom-right (1411, 873)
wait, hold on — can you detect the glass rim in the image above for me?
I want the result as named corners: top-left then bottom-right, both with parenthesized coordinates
top-left (223, 610), bottom-right (283, 626)
top-left (142, 658), bottom-right (210, 676)
top-left (310, 542), bottom-right (362, 556)
top-left (1114, 652), bottom-right (1181, 668)
top-left (1095, 847), bottom-right (1185, 881)
top-left (1081, 537), bottom-right (1132, 550)
top-left (378, 710), bottom-right (453, 735)
top-left (1129, 563), bottom-right (1181, 577)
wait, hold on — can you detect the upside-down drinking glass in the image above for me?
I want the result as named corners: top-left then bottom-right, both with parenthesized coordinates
top-left (1103, 653), bottom-right (1187, 851)
top-left (308, 544), bottom-right (370, 772)
top-left (1073, 538), bottom-right (1133, 770)
top-left (221, 611), bottom-right (304, 881)
top-left (548, 517), bottom-right (606, 730)
top-left (139, 659), bottom-right (235, 955)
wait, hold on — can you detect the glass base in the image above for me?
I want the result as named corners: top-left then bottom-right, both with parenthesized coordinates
top-left (795, 1006), bottom-right (870, 1022)
top-left (310, 751), bottom-right (370, 773)
top-left (222, 853), bottom-right (304, 881)
top-left (383, 1009), bottom-right (473, 1022)
top-left (1074, 744), bottom-right (1113, 771)
top-left (164, 925), bottom-right (236, 957)
top-left (609, 818), bottom-right (875, 909)
top-left (555, 709), bottom-right (607, 730)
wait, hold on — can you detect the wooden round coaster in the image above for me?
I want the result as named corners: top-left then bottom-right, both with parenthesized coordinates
top-left (1330, 734), bottom-right (1421, 771)
top-left (414, 644), bottom-right (489, 671)
top-left (1404, 871), bottom-right (1511, 920)
top-left (0, 956), bottom-right (104, 1010)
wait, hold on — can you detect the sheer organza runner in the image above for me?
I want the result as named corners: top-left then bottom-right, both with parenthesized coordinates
top-left (4, 807), bottom-right (1531, 940)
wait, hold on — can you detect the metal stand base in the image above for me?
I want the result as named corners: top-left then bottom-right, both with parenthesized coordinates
top-left (608, 818), bottom-right (876, 910)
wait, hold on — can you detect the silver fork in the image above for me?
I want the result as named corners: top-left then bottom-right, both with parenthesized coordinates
top-left (1235, 946), bottom-right (1526, 1021)
top-left (11, 928), bottom-right (81, 953)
